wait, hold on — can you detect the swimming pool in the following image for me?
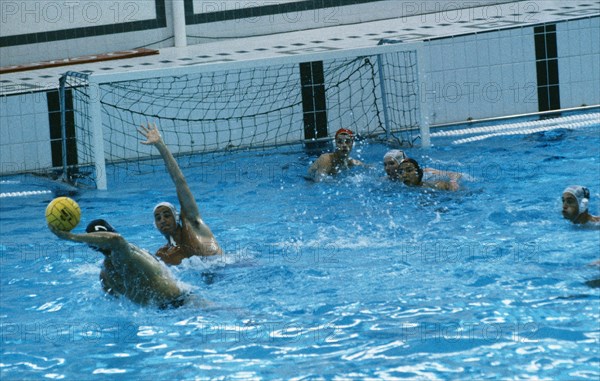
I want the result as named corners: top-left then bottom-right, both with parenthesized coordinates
top-left (1, 116), bottom-right (599, 380)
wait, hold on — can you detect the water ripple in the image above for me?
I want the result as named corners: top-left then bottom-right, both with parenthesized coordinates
top-left (92, 368), bottom-right (127, 374)
top-left (0, 352), bottom-right (64, 372)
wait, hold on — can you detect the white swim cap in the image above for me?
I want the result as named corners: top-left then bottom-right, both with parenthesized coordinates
top-left (563, 185), bottom-right (590, 214)
top-left (154, 202), bottom-right (179, 222)
top-left (383, 149), bottom-right (407, 164)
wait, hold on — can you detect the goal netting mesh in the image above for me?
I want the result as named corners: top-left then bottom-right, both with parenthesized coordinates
top-left (62, 47), bottom-right (424, 188)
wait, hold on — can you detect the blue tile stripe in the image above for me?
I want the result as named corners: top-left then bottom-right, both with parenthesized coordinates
top-left (0, 0), bottom-right (166, 47)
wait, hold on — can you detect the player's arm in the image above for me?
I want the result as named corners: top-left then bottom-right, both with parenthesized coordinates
top-left (138, 123), bottom-right (202, 222)
top-left (425, 167), bottom-right (462, 190)
top-left (432, 180), bottom-right (459, 191)
top-left (48, 225), bottom-right (126, 252)
top-left (448, 181), bottom-right (460, 191)
top-left (350, 158), bottom-right (366, 167)
top-left (308, 154), bottom-right (331, 181)
top-left (424, 167), bottom-right (463, 180)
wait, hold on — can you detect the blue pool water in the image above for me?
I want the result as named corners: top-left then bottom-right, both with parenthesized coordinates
top-left (1, 120), bottom-right (599, 380)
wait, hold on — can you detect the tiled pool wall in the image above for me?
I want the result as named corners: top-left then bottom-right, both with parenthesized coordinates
top-left (0, 1), bottom-right (598, 175)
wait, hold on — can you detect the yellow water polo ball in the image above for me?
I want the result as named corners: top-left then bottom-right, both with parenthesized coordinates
top-left (45, 197), bottom-right (81, 231)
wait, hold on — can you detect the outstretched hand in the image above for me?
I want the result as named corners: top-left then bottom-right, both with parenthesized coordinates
top-left (138, 122), bottom-right (162, 145)
top-left (48, 224), bottom-right (73, 240)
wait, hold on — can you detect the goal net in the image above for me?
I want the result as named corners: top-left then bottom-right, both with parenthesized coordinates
top-left (60, 42), bottom-right (427, 189)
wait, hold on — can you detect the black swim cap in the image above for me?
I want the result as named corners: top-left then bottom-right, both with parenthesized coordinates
top-left (86, 219), bottom-right (116, 233)
top-left (85, 219), bottom-right (116, 256)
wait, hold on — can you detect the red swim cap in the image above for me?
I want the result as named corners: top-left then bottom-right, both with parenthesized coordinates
top-left (335, 128), bottom-right (354, 138)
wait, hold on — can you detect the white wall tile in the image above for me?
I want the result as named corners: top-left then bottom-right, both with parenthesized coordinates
top-left (570, 27), bottom-right (582, 55)
top-left (521, 26), bottom-right (535, 59)
top-left (578, 17), bottom-right (591, 29)
top-left (523, 62), bottom-right (538, 106)
top-left (559, 83), bottom-right (573, 109)
top-left (501, 88), bottom-right (517, 116)
top-left (20, 114), bottom-right (37, 142)
top-left (573, 81), bottom-right (589, 107)
top-left (0, 145), bottom-right (16, 173)
top-left (592, 53), bottom-right (600, 84)
top-left (557, 28), bottom-right (568, 58)
top-left (18, 94), bottom-right (35, 115)
top-left (443, 79), bottom-right (461, 105)
top-left (475, 37), bottom-right (490, 67)
top-left (453, 39), bottom-right (467, 69)
top-left (0, 96), bottom-right (21, 117)
top-left (591, 19), bottom-right (600, 54)
top-left (579, 55), bottom-right (594, 76)
top-left (425, 69), bottom-right (442, 92)
top-left (6, 144), bottom-right (25, 171)
top-left (570, 55), bottom-right (583, 83)
top-left (499, 64), bottom-right (515, 111)
top-left (489, 64), bottom-right (503, 88)
top-left (487, 38), bottom-right (501, 66)
top-left (22, 141), bottom-right (40, 167)
top-left (579, 25), bottom-right (592, 55)
top-left (34, 111), bottom-right (50, 137)
top-left (31, 93), bottom-right (49, 114)
top-left (429, 43), bottom-right (444, 72)
top-left (36, 141), bottom-right (53, 168)
top-left (454, 68), bottom-right (469, 87)
top-left (441, 43), bottom-right (456, 70)
top-left (477, 65), bottom-right (491, 84)
top-left (511, 61), bottom-right (525, 86)
top-left (464, 38), bottom-right (478, 68)
top-left (498, 35), bottom-right (511, 65)
top-left (5, 115), bottom-right (23, 144)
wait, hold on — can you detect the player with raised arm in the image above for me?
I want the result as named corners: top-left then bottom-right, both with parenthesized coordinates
top-left (139, 123), bottom-right (222, 265)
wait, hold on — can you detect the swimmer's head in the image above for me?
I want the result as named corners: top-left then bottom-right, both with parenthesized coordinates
top-left (153, 202), bottom-right (179, 223)
top-left (562, 185), bottom-right (590, 220)
top-left (334, 128), bottom-right (355, 155)
top-left (384, 150), bottom-right (406, 164)
top-left (86, 219), bottom-right (116, 233)
top-left (85, 219), bottom-right (116, 255)
top-left (399, 158), bottom-right (424, 185)
top-left (153, 202), bottom-right (180, 243)
top-left (383, 150), bottom-right (407, 180)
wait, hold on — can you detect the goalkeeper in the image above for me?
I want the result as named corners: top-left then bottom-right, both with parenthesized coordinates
top-left (139, 123), bottom-right (223, 265)
top-left (307, 128), bottom-right (365, 181)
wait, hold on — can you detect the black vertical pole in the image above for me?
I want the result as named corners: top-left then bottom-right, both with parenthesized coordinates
top-left (300, 61), bottom-right (329, 153)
